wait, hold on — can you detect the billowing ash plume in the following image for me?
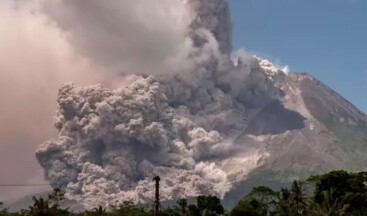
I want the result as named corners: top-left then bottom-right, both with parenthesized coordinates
top-left (36, 0), bottom-right (283, 208)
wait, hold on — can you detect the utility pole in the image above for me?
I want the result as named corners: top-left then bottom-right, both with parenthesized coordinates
top-left (153, 176), bottom-right (160, 216)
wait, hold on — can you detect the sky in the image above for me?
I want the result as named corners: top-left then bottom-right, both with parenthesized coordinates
top-left (229, 0), bottom-right (367, 113)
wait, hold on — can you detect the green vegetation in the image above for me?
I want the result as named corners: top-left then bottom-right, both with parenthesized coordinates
top-left (231, 170), bottom-right (367, 216)
top-left (1, 170), bottom-right (366, 216)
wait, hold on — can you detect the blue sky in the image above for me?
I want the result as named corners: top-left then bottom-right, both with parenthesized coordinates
top-left (228, 0), bottom-right (367, 113)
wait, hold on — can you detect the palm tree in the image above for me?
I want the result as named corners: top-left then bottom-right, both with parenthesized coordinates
top-left (92, 206), bottom-right (107, 216)
top-left (29, 197), bottom-right (53, 216)
top-left (307, 189), bottom-right (349, 216)
top-left (289, 180), bottom-right (308, 215)
top-left (174, 199), bottom-right (188, 216)
top-left (276, 188), bottom-right (292, 215)
top-left (28, 188), bottom-right (69, 216)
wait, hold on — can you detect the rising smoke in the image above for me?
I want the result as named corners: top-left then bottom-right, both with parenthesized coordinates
top-left (0, 0), bottom-right (283, 208)
top-left (0, 0), bottom-right (103, 201)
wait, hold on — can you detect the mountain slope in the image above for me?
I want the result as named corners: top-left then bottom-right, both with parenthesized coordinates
top-left (222, 71), bottom-right (367, 208)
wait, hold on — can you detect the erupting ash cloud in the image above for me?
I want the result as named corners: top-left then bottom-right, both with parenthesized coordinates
top-left (42, 0), bottom-right (193, 76)
top-left (31, 0), bottom-right (283, 208)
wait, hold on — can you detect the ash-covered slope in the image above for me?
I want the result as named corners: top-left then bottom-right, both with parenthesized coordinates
top-left (223, 71), bottom-right (367, 207)
top-left (217, 71), bottom-right (367, 183)
top-left (246, 72), bottom-right (367, 174)
top-left (297, 73), bottom-right (367, 169)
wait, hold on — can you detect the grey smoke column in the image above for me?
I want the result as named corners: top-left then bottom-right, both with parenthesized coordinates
top-left (36, 0), bottom-right (282, 209)
top-left (190, 0), bottom-right (232, 54)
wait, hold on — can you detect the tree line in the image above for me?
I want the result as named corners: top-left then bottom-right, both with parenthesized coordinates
top-left (1, 170), bottom-right (366, 216)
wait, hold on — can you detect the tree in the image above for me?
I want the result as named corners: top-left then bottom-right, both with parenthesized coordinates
top-left (306, 189), bottom-right (349, 216)
top-left (275, 188), bottom-right (292, 216)
top-left (28, 188), bottom-right (69, 216)
top-left (29, 197), bottom-right (53, 216)
top-left (308, 171), bottom-right (367, 215)
top-left (0, 202), bottom-right (9, 216)
top-left (2, 170), bottom-right (367, 216)
top-left (230, 186), bottom-right (278, 216)
top-left (197, 196), bottom-right (224, 216)
top-left (110, 201), bottom-right (152, 216)
top-left (308, 170), bottom-right (351, 204)
top-left (173, 199), bottom-right (188, 216)
top-left (187, 204), bottom-right (201, 216)
top-left (249, 186), bottom-right (278, 215)
top-left (90, 206), bottom-right (107, 216)
top-left (230, 197), bottom-right (263, 216)
top-left (289, 180), bottom-right (308, 215)
top-left (48, 188), bottom-right (65, 206)
top-left (161, 208), bottom-right (179, 216)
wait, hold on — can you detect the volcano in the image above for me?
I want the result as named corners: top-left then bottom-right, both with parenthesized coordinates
top-left (222, 71), bottom-right (367, 207)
